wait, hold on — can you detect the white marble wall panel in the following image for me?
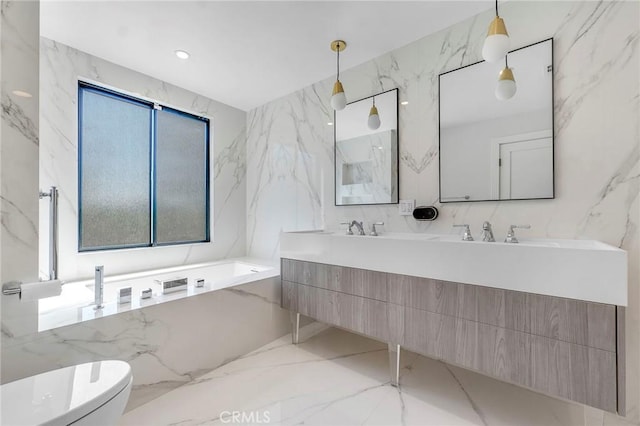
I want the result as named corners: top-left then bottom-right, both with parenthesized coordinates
top-left (0, 1), bottom-right (39, 286)
top-left (0, 1), bottom-right (41, 374)
top-left (1, 276), bottom-right (290, 411)
top-left (246, 1), bottom-right (639, 422)
top-left (39, 38), bottom-right (247, 284)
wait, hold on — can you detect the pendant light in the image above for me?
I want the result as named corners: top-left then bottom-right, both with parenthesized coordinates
top-left (495, 55), bottom-right (516, 100)
top-left (330, 40), bottom-right (347, 110)
top-left (482, 0), bottom-right (510, 63)
top-left (367, 96), bottom-right (381, 130)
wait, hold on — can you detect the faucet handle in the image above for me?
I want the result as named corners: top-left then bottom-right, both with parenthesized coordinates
top-left (453, 224), bottom-right (474, 241)
top-left (340, 222), bottom-right (353, 235)
top-left (370, 222), bottom-right (385, 236)
top-left (504, 225), bottom-right (531, 243)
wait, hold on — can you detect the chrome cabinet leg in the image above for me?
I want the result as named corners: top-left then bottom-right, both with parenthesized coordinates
top-left (291, 312), bottom-right (300, 344)
top-left (388, 343), bottom-right (401, 387)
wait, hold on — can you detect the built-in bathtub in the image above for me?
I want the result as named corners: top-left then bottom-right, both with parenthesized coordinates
top-left (3, 256), bottom-right (290, 411)
top-left (38, 257), bottom-right (278, 331)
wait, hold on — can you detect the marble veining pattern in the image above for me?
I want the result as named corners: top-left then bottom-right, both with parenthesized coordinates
top-left (1, 93), bottom-right (39, 145)
top-left (121, 327), bottom-right (637, 426)
top-left (1, 276), bottom-right (290, 410)
top-left (0, 0), bottom-right (40, 288)
top-left (245, 1), bottom-right (639, 422)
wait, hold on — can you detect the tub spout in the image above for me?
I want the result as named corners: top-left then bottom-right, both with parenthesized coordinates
top-left (94, 265), bottom-right (104, 309)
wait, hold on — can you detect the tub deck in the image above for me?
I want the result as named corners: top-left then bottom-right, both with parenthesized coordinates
top-left (37, 257), bottom-right (278, 331)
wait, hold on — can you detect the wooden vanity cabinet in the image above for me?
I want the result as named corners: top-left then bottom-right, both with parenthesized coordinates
top-left (281, 258), bottom-right (624, 414)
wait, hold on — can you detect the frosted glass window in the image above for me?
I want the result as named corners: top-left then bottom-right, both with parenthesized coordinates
top-left (78, 83), bottom-right (210, 251)
top-left (155, 109), bottom-right (209, 244)
top-left (79, 87), bottom-right (151, 250)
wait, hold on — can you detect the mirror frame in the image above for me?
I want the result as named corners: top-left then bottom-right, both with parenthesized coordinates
top-left (438, 38), bottom-right (555, 204)
top-left (334, 88), bottom-right (399, 206)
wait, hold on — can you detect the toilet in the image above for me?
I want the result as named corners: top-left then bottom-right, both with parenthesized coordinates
top-left (1, 360), bottom-right (132, 426)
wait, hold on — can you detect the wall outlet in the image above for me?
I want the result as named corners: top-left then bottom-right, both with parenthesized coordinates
top-left (399, 199), bottom-right (415, 216)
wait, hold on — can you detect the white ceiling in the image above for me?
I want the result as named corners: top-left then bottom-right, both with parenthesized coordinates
top-left (40, 1), bottom-right (493, 111)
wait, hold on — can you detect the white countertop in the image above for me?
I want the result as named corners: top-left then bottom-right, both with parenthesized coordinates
top-left (280, 231), bottom-right (627, 306)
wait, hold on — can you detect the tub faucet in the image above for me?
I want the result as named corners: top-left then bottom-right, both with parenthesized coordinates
top-left (481, 221), bottom-right (495, 242)
top-left (94, 265), bottom-right (104, 309)
top-left (350, 220), bottom-right (365, 236)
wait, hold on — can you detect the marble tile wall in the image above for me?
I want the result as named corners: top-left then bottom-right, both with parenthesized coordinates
top-left (39, 37), bottom-right (247, 283)
top-left (1, 276), bottom-right (291, 411)
top-left (0, 0), bottom-right (41, 367)
top-left (246, 0), bottom-right (639, 422)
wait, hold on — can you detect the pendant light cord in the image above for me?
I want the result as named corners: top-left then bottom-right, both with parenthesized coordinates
top-left (495, 0), bottom-right (499, 17)
top-left (505, 55), bottom-right (509, 68)
top-left (336, 43), bottom-right (341, 81)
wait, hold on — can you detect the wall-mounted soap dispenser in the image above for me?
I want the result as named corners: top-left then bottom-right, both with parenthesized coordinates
top-left (413, 206), bottom-right (439, 221)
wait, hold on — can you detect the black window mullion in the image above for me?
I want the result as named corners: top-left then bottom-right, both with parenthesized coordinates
top-left (150, 106), bottom-right (157, 246)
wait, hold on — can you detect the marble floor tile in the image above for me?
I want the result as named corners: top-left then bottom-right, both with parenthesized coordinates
top-left (120, 328), bottom-right (631, 426)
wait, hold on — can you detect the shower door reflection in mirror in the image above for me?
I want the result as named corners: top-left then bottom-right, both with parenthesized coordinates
top-left (335, 88), bottom-right (399, 206)
top-left (439, 39), bottom-right (553, 202)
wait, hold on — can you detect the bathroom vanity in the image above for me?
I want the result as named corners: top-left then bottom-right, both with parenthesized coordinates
top-left (280, 231), bottom-right (627, 414)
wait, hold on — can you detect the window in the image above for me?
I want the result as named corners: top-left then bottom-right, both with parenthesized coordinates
top-left (78, 82), bottom-right (210, 251)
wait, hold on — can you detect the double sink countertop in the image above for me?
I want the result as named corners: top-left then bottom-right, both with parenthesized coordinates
top-left (280, 230), bottom-right (627, 306)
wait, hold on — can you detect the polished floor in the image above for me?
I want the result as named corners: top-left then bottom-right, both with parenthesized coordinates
top-left (120, 327), bottom-right (631, 426)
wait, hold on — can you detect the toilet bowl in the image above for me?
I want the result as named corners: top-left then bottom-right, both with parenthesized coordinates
top-left (1, 360), bottom-right (132, 426)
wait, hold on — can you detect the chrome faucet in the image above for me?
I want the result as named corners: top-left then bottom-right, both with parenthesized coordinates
top-left (94, 265), bottom-right (104, 309)
top-left (481, 221), bottom-right (495, 242)
top-left (350, 220), bottom-right (365, 236)
top-left (370, 222), bottom-right (384, 236)
top-left (453, 224), bottom-right (474, 241)
top-left (504, 225), bottom-right (531, 243)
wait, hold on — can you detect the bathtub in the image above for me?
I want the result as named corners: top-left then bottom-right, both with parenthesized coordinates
top-left (37, 258), bottom-right (278, 331)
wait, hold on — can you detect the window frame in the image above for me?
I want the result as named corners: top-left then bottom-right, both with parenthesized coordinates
top-left (77, 81), bottom-right (211, 252)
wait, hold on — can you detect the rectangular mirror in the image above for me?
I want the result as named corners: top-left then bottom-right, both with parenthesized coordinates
top-left (335, 88), bottom-right (399, 206)
top-left (439, 38), bottom-right (553, 203)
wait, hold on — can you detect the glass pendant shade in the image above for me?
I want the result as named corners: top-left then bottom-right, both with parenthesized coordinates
top-left (482, 16), bottom-right (510, 63)
top-left (330, 40), bottom-right (347, 111)
top-left (367, 105), bottom-right (380, 130)
top-left (331, 81), bottom-right (347, 110)
top-left (495, 66), bottom-right (516, 100)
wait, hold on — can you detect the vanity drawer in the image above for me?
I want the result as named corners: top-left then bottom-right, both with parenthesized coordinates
top-left (530, 334), bottom-right (616, 412)
top-left (282, 259), bottom-right (388, 301)
top-left (528, 293), bottom-right (616, 352)
top-left (388, 273), bottom-right (616, 352)
top-left (297, 284), bottom-right (389, 341)
top-left (402, 306), bottom-right (617, 412)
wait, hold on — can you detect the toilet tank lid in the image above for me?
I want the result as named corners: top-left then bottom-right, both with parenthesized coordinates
top-left (1, 360), bottom-right (132, 426)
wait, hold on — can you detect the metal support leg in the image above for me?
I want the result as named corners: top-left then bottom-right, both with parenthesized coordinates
top-left (290, 312), bottom-right (300, 344)
top-left (388, 343), bottom-right (400, 387)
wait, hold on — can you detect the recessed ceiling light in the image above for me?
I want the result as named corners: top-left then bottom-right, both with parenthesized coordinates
top-left (327, 122), bottom-right (334, 126)
top-left (12, 90), bottom-right (32, 98)
top-left (175, 50), bottom-right (190, 59)
top-left (400, 101), bottom-right (409, 105)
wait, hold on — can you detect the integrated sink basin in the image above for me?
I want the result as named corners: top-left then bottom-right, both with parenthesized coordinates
top-left (280, 230), bottom-right (627, 306)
